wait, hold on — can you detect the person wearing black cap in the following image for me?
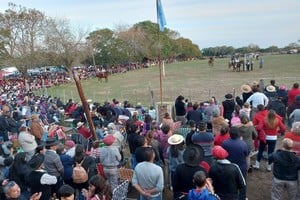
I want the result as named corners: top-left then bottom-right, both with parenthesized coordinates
top-left (26, 153), bottom-right (57, 200)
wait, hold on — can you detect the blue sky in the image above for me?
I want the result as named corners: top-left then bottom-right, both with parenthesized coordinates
top-left (1, 0), bottom-right (299, 49)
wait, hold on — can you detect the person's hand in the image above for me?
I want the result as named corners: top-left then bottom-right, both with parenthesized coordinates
top-left (142, 189), bottom-right (151, 197)
top-left (82, 188), bottom-right (89, 198)
top-left (30, 192), bottom-right (42, 200)
top-left (205, 178), bottom-right (215, 194)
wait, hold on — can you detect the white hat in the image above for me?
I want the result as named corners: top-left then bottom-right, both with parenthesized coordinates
top-left (76, 122), bottom-right (84, 128)
top-left (168, 134), bottom-right (184, 145)
top-left (266, 85), bottom-right (276, 92)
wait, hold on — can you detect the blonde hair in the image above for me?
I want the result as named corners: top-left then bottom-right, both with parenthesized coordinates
top-left (266, 110), bottom-right (277, 129)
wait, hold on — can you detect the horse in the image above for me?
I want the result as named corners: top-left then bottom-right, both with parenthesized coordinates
top-left (96, 71), bottom-right (109, 82)
top-left (208, 57), bottom-right (214, 67)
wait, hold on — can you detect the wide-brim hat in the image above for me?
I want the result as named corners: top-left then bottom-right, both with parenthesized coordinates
top-left (183, 144), bottom-right (204, 167)
top-left (45, 138), bottom-right (59, 147)
top-left (28, 153), bottom-right (45, 170)
top-left (225, 93), bottom-right (233, 99)
top-left (266, 85), bottom-right (276, 92)
top-left (103, 134), bottom-right (115, 146)
top-left (76, 122), bottom-right (84, 128)
top-left (212, 145), bottom-right (228, 160)
top-left (168, 134), bottom-right (184, 145)
top-left (241, 84), bottom-right (252, 93)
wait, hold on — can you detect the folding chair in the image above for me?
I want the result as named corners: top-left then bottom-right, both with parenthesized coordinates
top-left (112, 180), bottom-right (129, 200)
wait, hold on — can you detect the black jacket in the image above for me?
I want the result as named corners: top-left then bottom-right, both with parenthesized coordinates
top-left (269, 149), bottom-right (300, 181)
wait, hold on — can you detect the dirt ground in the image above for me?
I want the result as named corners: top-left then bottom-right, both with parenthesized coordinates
top-left (126, 136), bottom-right (287, 200)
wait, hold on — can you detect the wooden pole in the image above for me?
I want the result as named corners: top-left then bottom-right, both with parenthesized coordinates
top-left (72, 70), bottom-right (97, 140)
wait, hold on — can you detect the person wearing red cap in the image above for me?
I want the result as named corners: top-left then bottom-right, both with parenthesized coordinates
top-left (99, 134), bottom-right (121, 191)
top-left (209, 146), bottom-right (246, 200)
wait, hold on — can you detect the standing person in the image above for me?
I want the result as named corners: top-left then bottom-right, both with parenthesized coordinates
top-left (288, 83), bottom-right (300, 106)
top-left (222, 127), bottom-right (249, 200)
top-left (269, 138), bottom-right (300, 200)
top-left (252, 104), bottom-right (268, 151)
top-left (284, 122), bottom-right (300, 156)
top-left (254, 110), bottom-right (286, 171)
top-left (162, 113), bottom-right (175, 133)
top-left (175, 95), bottom-right (187, 125)
top-left (287, 95), bottom-right (300, 128)
top-left (246, 87), bottom-right (269, 120)
top-left (26, 153), bottom-right (57, 200)
top-left (204, 98), bottom-right (219, 130)
top-left (211, 110), bottom-right (227, 136)
top-left (99, 134), bottom-right (121, 191)
top-left (82, 175), bottom-right (112, 200)
top-left (76, 122), bottom-right (92, 140)
top-left (214, 124), bottom-right (230, 146)
top-left (209, 146), bottom-right (246, 200)
top-left (172, 145), bottom-right (206, 199)
top-left (185, 120), bottom-right (197, 146)
top-left (237, 115), bottom-right (257, 171)
top-left (73, 144), bottom-right (97, 200)
top-left (132, 147), bottom-right (164, 200)
top-left (127, 122), bottom-right (143, 170)
top-left (240, 84), bottom-right (253, 104)
top-left (43, 138), bottom-right (64, 196)
top-left (186, 102), bottom-right (203, 128)
top-left (56, 144), bottom-right (73, 186)
top-left (222, 94), bottom-right (235, 122)
top-left (191, 122), bottom-right (214, 166)
top-left (188, 171), bottom-right (220, 200)
top-left (166, 134), bottom-right (185, 189)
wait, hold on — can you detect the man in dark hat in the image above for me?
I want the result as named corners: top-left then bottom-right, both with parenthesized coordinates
top-left (172, 144), bottom-right (207, 199)
top-left (222, 93), bottom-right (235, 122)
top-left (26, 153), bottom-right (57, 200)
top-left (44, 138), bottom-right (64, 196)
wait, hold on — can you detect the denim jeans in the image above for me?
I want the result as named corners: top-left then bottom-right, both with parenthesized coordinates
top-left (131, 153), bottom-right (137, 170)
top-left (256, 139), bottom-right (276, 164)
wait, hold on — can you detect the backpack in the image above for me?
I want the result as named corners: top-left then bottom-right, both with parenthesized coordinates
top-left (72, 158), bottom-right (88, 184)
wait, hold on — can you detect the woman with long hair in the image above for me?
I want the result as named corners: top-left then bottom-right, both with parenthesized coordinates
top-left (82, 174), bottom-right (112, 200)
top-left (253, 110), bottom-right (286, 171)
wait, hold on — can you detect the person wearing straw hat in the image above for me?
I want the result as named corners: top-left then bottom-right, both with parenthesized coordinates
top-left (209, 146), bottom-right (246, 200)
top-left (166, 134), bottom-right (185, 190)
top-left (172, 144), bottom-right (206, 199)
top-left (240, 84), bottom-right (253, 104)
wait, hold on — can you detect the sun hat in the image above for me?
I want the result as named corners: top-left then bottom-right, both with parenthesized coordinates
top-left (103, 134), bottom-right (115, 146)
top-left (225, 93), bottom-right (233, 99)
top-left (291, 122), bottom-right (300, 134)
top-left (76, 122), bottom-right (84, 128)
top-left (241, 84), bottom-right (252, 93)
top-left (45, 138), bottom-right (59, 147)
top-left (212, 145), bottom-right (228, 160)
top-left (183, 144), bottom-right (204, 167)
top-left (107, 122), bottom-right (116, 130)
top-left (28, 153), bottom-right (45, 170)
top-left (266, 85), bottom-right (276, 92)
top-left (168, 134), bottom-right (184, 145)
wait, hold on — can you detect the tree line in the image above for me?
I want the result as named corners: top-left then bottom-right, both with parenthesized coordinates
top-left (0, 3), bottom-right (298, 72)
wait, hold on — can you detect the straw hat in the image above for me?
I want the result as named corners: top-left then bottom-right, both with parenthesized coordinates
top-left (167, 134), bottom-right (184, 145)
top-left (241, 84), bottom-right (252, 93)
top-left (266, 85), bottom-right (276, 92)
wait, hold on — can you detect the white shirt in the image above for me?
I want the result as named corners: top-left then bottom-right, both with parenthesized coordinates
top-left (246, 92), bottom-right (269, 108)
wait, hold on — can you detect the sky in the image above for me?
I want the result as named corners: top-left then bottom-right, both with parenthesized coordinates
top-left (0, 0), bottom-right (299, 49)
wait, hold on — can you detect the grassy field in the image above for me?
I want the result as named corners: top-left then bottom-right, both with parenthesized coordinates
top-left (44, 54), bottom-right (300, 106)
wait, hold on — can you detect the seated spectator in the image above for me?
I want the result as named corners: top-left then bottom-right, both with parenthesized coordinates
top-left (76, 122), bottom-right (92, 139)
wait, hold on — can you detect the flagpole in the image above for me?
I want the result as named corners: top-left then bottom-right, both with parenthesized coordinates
top-left (156, 0), bottom-right (166, 105)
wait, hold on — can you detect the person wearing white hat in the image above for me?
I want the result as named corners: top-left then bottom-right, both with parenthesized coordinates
top-left (166, 134), bottom-right (185, 190)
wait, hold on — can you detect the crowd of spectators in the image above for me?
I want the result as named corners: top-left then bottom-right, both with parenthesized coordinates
top-left (1, 78), bottom-right (300, 200)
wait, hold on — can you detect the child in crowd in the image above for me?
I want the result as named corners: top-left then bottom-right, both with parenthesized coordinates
top-left (188, 171), bottom-right (220, 200)
top-left (239, 102), bottom-right (251, 119)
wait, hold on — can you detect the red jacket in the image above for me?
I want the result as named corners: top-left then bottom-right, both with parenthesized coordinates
top-left (288, 88), bottom-right (300, 106)
top-left (284, 132), bottom-right (300, 157)
top-left (253, 110), bottom-right (268, 127)
top-left (257, 117), bottom-right (286, 137)
top-left (77, 126), bottom-right (92, 139)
